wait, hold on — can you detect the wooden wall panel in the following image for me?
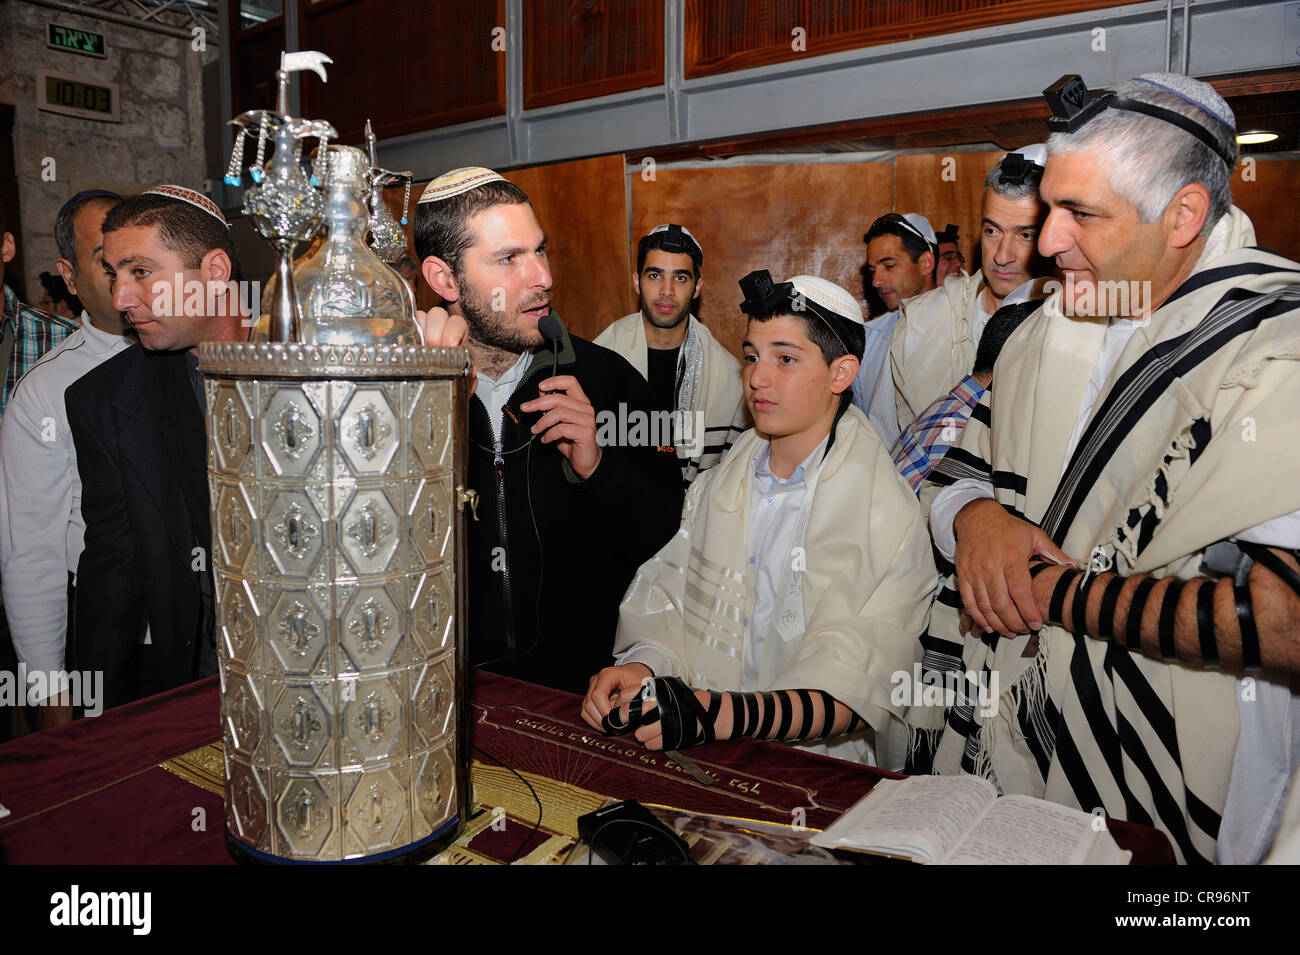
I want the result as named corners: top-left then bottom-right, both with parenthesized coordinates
top-left (506, 155), bottom-right (630, 342)
top-left (524, 0), bottom-right (664, 109)
top-left (685, 0), bottom-right (1136, 79)
top-left (893, 151), bottom-right (1003, 272)
top-left (1231, 159), bottom-right (1300, 261)
top-left (300, 0), bottom-right (506, 144)
top-left (627, 163), bottom-right (893, 360)
top-left (400, 154), bottom-right (629, 344)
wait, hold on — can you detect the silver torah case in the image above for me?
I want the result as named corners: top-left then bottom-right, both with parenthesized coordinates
top-left (206, 60), bottom-right (472, 863)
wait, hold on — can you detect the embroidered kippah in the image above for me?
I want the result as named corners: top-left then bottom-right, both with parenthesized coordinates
top-left (142, 185), bottom-right (229, 227)
top-left (417, 166), bottom-right (507, 205)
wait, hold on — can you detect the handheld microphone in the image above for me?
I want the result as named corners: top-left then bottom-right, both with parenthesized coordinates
top-left (537, 313), bottom-right (562, 345)
top-left (537, 312), bottom-right (561, 379)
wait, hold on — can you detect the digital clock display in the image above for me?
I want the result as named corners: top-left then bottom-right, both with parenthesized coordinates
top-left (45, 76), bottom-right (112, 113)
top-left (37, 71), bottom-right (120, 122)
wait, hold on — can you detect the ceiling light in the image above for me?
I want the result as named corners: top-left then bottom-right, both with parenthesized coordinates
top-left (1236, 130), bottom-right (1280, 145)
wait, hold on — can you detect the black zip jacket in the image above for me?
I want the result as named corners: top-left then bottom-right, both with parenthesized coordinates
top-left (467, 318), bottom-right (684, 693)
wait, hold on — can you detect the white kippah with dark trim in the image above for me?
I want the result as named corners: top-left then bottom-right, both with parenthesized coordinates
top-left (785, 275), bottom-right (865, 327)
top-left (142, 184), bottom-right (229, 227)
top-left (417, 167), bottom-right (508, 205)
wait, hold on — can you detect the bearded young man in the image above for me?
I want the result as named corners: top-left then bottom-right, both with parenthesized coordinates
top-left (889, 145), bottom-right (1053, 431)
top-left (414, 168), bottom-right (682, 694)
top-left (915, 74), bottom-right (1300, 864)
top-left (595, 223), bottom-right (747, 486)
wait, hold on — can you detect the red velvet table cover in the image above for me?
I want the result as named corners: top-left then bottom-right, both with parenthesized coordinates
top-left (0, 671), bottom-right (1174, 864)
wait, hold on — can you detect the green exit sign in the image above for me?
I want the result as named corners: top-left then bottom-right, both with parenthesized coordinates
top-left (47, 23), bottom-right (107, 58)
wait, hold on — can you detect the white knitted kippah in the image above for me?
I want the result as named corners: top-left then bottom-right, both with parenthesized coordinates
top-left (1133, 72), bottom-right (1235, 129)
top-left (142, 184), bottom-right (228, 227)
top-left (785, 275), bottom-right (864, 326)
top-left (418, 166), bottom-right (508, 204)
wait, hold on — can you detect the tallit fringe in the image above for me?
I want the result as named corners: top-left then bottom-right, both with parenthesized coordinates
top-left (1109, 422), bottom-right (1199, 567)
top-left (999, 634), bottom-right (1053, 755)
top-left (906, 726), bottom-right (943, 772)
top-left (967, 740), bottom-right (994, 781)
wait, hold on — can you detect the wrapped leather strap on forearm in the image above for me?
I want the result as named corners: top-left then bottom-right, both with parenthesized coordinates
top-left (1034, 544), bottom-right (1300, 673)
top-left (601, 676), bottom-right (866, 749)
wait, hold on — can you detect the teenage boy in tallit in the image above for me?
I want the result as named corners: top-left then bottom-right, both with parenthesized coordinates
top-left (581, 272), bottom-right (935, 767)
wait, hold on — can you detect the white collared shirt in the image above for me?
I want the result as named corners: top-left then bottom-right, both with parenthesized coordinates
top-left (475, 349), bottom-right (533, 443)
top-left (742, 437), bottom-right (826, 689)
top-left (0, 315), bottom-right (133, 699)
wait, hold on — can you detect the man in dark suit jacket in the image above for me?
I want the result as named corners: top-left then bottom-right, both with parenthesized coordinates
top-left (66, 186), bottom-right (246, 710)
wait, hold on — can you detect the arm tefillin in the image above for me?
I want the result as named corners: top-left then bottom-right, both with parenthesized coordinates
top-left (601, 676), bottom-right (866, 749)
top-left (1032, 542), bottom-right (1300, 674)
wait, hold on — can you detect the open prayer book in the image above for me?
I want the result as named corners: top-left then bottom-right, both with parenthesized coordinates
top-left (811, 775), bottom-right (1131, 865)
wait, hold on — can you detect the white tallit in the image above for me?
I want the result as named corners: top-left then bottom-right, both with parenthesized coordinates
top-left (890, 271), bottom-right (1052, 429)
top-left (614, 405), bottom-right (937, 767)
top-left (913, 207), bottom-right (1300, 863)
top-left (595, 312), bottom-right (748, 484)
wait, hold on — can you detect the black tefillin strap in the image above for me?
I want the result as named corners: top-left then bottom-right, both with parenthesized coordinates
top-left (601, 678), bottom-right (853, 748)
top-left (1043, 74), bottom-right (1235, 170)
top-left (601, 676), bottom-right (717, 749)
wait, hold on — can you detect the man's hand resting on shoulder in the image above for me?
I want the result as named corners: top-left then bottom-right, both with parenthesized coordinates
top-left (953, 498), bottom-right (1077, 636)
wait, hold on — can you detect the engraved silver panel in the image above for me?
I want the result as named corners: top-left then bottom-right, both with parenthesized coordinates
top-left (275, 773), bottom-right (336, 858)
top-left (271, 683), bottom-right (331, 767)
top-left (262, 387), bottom-right (323, 476)
top-left (215, 483), bottom-right (256, 574)
top-left (342, 767), bottom-right (407, 854)
top-left (341, 586), bottom-right (403, 670)
top-left (342, 673), bottom-right (406, 764)
top-left (264, 490), bottom-right (325, 575)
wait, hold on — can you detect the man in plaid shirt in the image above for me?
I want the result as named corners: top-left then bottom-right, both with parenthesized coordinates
top-left (890, 300), bottom-right (1036, 494)
top-left (1, 198), bottom-right (77, 421)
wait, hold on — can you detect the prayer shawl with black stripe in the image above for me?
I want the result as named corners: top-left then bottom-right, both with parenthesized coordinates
top-left (614, 405), bottom-right (937, 766)
top-left (891, 272), bottom-right (1056, 431)
top-left (595, 313), bottom-right (748, 485)
top-left (911, 209), bottom-right (1300, 863)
